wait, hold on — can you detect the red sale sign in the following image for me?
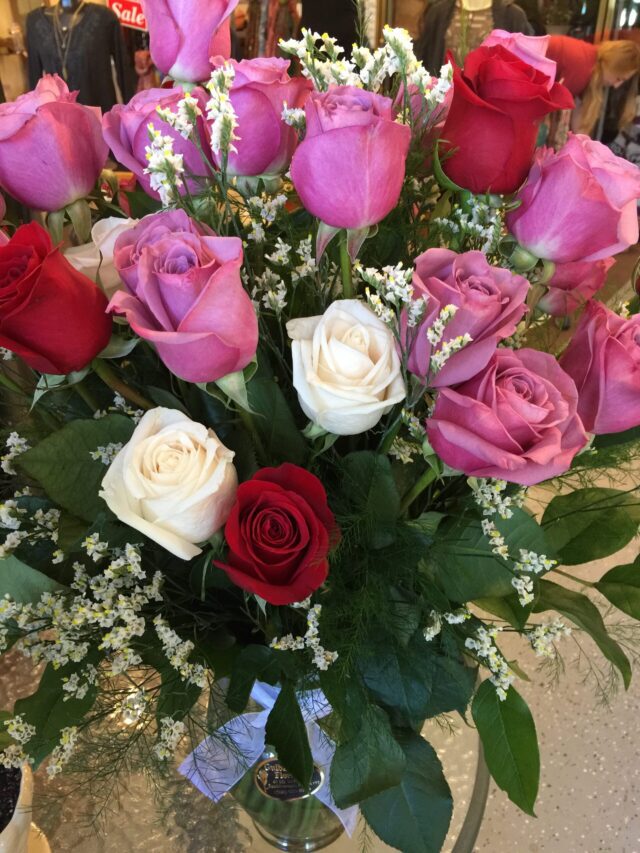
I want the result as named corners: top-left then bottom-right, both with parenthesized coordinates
top-left (108, 0), bottom-right (147, 30)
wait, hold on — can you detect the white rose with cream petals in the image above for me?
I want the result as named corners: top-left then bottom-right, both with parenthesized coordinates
top-left (99, 407), bottom-right (237, 560)
top-left (65, 216), bottom-right (137, 298)
top-left (286, 300), bottom-right (406, 436)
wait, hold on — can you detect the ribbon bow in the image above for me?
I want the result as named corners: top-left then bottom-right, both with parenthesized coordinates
top-left (178, 681), bottom-right (359, 835)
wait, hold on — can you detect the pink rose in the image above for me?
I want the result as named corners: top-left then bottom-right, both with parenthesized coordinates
top-left (0, 75), bottom-right (106, 212)
top-left (109, 210), bottom-right (257, 383)
top-left (142, 0), bottom-right (238, 83)
top-left (427, 348), bottom-right (588, 485)
top-left (211, 57), bottom-right (312, 177)
top-left (560, 301), bottom-right (640, 434)
top-left (507, 134), bottom-right (640, 264)
top-left (403, 249), bottom-right (529, 387)
top-left (538, 258), bottom-right (615, 316)
top-left (481, 30), bottom-right (557, 88)
top-left (103, 87), bottom-right (211, 200)
top-left (291, 86), bottom-right (411, 231)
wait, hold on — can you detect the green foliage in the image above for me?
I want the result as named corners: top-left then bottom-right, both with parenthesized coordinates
top-left (472, 681), bottom-right (539, 815)
top-left (246, 376), bottom-right (308, 465)
top-left (339, 451), bottom-right (401, 548)
top-left (0, 555), bottom-right (64, 603)
top-left (429, 508), bottom-right (553, 602)
top-left (596, 556), bottom-right (640, 621)
top-left (474, 594), bottom-right (533, 630)
top-left (331, 705), bottom-right (406, 808)
top-left (226, 645), bottom-right (295, 713)
top-left (593, 427), bottom-right (640, 450)
top-left (14, 658), bottom-right (100, 767)
top-left (542, 487), bottom-right (640, 565)
top-left (424, 652), bottom-right (477, 718)
top-left (156, 670), bottom-right (202, 723)
top-left (0, 710), bottom-right (13, 750)
top-left (18, 415), bottom-right (134, 522)
top-left (264, 682), bottom-right (313, 788)
top-left (534, 579), bottom-right (631, 687)
top-left (360, 731), bottom-right (453, 853)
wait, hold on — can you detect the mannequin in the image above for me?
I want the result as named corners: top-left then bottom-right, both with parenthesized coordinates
top-left (26, 0), bottom-right (134, 112)
top-left (416, 0), bottom-right (533, 72)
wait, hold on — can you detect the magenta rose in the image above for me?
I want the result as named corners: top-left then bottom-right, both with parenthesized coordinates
top-left (103, 87), bottom-right (211, 200)
top-left (0, 75), bottom-right (107, 212)
top-left (403, 249), bottom-right (529, 387)
top-left (427, 348), bottom-right (588, 485)
top-left (109, 210), bottom-right (257, 383)
top-left (291, 86), bottom-right (411, 230)
top-left (560, 301), bottom-right (640, 434)
top-left (538, 258), bottom-right (615, 316)
top-left (210, 57), bottom-right (312, 178)
top-left (481, 30), bottom-right (557, 88)
top-left (507, 134), bottom-right (640, 264)
top-left (142, 0), bottom-right (237, 83)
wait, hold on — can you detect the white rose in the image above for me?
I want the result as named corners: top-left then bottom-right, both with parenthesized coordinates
top-left (65, 216), bottom-right (137, 298)
top-left (99, 407), bottom-right (237, 560)
top-left (286, 300), bottom-right (406, 436)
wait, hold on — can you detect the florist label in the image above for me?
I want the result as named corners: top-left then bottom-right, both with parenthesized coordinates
top-left (108, 0), bottom-right (147, 30)
top-left (254, 759), bottom-right (323, 801)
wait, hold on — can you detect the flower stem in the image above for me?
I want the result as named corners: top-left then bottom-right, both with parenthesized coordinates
top-left (339, 235), bottom-right (353, 299)
top-left (400, 466), bottom-right (438, 514)
top-left (549, 567), bottom-right (594, 587)
top-left (73, 381), bottom-right (100, 414)
top-left (92, 359), bottom-right (154, 411)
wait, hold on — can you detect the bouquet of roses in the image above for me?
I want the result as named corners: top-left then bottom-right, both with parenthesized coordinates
top-left (1, 4), bottom-right (639, 850)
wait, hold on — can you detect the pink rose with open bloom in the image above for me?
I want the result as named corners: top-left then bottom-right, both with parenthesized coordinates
top-left (142, 0), bottom-right (238, 83)
top-left (560, 301), bottom-right (640, 434)
top-left (109, 210), bottom-right (257, 383)
top-left (291, 86), bottom-right (411, 230)
top-left (481, 30), bottom-right (557, 88)
top-left (403, 249), bottom-right (529, 387)
top-left (0, 75), bottom-right (106, 212)
top-left (507, 134), bottom-right (640, 263)
top-left (103, 87), bottom-right (211, 200)
top-left (538, 258), bottom-right (615, 316)
top-left (210, 57), bottom-right (312, 177)
top-left (427, 348), bottom-right (588, 485)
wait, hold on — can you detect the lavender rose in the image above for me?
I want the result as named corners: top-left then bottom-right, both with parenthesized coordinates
top-left (427, 348), bottom-right (588, 485)
top-left (0, 75), bottom-right (107, 212)
top-left (291, 86), bottom-right (411, 232)
top-left (143, 0), bottom-right (238, 83)
top-left (538, 258), bottom-right (615, 316)
top-left (102, 87), bottom-right (211, 200)
top-left (560, 301), bottom-right (640, 435)
top-left (109, 210), bottom-right (257, 383)
top-left (507, 134), bottom-right (640, 264)
top-left (404, 249), bottom-right (529, 387)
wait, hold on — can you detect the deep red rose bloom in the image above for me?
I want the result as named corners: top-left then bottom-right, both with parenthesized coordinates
top-left (0, 222), bottom-right (112, 374)
top-left (215, 464), bottom-right (340, 605)
top-left (440, 45), bottom-right (574, 194)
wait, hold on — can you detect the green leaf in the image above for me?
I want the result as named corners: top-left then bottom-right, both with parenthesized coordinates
top-left (472, 681), bottom-right (539, 815)
top-left (57, 512), bottom-right (89, 552)
top-left (125, 188), bottom-right (162, 218)
top-left (534, 580), bottom-right (632, 688)
top-left (596, 556), bottom-right (640, 620)
top-left (542, 488), bottom-right (640, 565)
top-left (156, 669), bottom-right (202, 723)
top-left (226, 646), bottom-right (292, 712)
top-left (212, 360), bottom-right (258, 412)
top-left (331, 706), bottom-right (406, 808)
top-left (361, 731), bottom-right (453, 853)
top-left (14, 658), bottom-right (100, 767)
top-left (474, 594), bottom-right (533, 630)
top-left (430, 509), bottom-right (552, 602)
top-left (18, 416), bottom-right (134, 522)
top-left (0, 555), bottom-right (64, 604)
top-left (246, 377), bottom-right (308, 465)
top-left (264, 682), bottom-right (313, 788)
top-left (32, 370), bottom-right (89, 408)
top-left (146, 386), bottom-right (190, 415)
top-left (66, 199), bottom-right (92, 243)
top-left (341, 452), bottom-right (401, 548)
top-left (424, 654), bottom-right (476, 718)
top-left (99, 334), bottom-right (139, 359)
top-left (593, 426), bottom-right (640, 450)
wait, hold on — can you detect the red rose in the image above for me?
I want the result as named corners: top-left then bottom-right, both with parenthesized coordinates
top-left (440, 45), bottom-right (573, 194)
top-left (0, 222), bottom-right (112, 374)
top-left (215, 464), bottom-right (340, 605)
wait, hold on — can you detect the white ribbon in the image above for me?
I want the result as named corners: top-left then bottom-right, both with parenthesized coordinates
top-left (178, 681), bottom-right (359, 835)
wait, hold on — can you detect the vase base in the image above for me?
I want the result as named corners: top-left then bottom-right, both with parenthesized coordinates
top-left (253, 819), bottom-right (344, 851)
